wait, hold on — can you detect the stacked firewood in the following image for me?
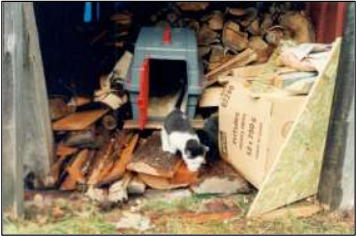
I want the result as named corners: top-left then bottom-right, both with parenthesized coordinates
top-left (145, 2), bottom-right (315, 73)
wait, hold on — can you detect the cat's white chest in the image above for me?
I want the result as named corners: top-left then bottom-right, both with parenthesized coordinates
top-left (168, 131), bottom-right (198, 152)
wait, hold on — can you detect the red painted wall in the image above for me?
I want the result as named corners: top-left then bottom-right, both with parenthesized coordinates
top-left (306, 2), bottom-right (348, 43)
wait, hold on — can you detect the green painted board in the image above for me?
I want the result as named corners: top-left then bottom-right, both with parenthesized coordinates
top-left (247, 38), bottom-right (342, 217)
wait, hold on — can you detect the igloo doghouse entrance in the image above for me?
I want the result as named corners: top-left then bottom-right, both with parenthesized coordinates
top-left (125, 26), bottom-right (202, 129)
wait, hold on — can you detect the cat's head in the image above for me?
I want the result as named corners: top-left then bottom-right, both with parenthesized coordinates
top-left (183, 139), bottom-right (209, 172)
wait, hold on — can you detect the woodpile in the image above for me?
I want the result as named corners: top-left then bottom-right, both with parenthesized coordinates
top-left (44, 2), bottom-right (317, 209)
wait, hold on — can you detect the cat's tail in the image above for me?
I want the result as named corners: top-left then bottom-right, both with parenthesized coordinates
top-left (175, 77), bottom-right (187, 110)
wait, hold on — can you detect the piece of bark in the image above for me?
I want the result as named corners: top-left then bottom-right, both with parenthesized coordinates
top-left (52, 109), bottom-right (109, 131)
top-left (127, 132), bottom-right (181, 178)
top-left (176, 2), bottom-right (209, 12)
top-left (199, 86), bottom-right (223, 108)
top-left (248, 36), bottom-right (273, 63)
top-left (128, 176), bottom-right (146, 194)
top-left (198, 24), bottom-right (219, 46)
top-left (108, 172), bottom-right (133, 203)
top-left (99, 133), bottom-right (139, 184)
top-left (60, 149), bottom-right (90, 190)
top-left (278, 11), bottom-right (315, 43)
top-left (222, 21), bottom-right (248, 52)
top-left (49, 98), bottom-right (72, 121)
top-left (205, 48), bottom-right (258, 85)
top-left (138, 173), bottom-right (188, 190)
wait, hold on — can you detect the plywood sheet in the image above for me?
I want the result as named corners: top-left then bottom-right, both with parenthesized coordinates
top-left (247, 38), bottom-right (341, 217)
top-left (52, 109), bottom-right (109, 131)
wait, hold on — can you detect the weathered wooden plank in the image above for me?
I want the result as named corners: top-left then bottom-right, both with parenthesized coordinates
top-left (52, 109), bottom-right (109, 131)
top-left (3, 2), bottom-right (54, 217)
top-left (247, 38), bottom-right (342, 217)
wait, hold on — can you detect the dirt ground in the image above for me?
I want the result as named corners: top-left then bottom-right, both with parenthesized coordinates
top-left (3, 190), bottom-right (355, 235)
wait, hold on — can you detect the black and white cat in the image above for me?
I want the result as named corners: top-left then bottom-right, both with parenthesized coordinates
top-left (161, 80), bottom-right (209, 172)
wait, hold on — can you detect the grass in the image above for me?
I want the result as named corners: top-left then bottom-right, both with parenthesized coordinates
top-left (3, 193), bottom-right (354, 235)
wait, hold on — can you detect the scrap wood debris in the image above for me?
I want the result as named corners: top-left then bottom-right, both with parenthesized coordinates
top-left (40, 2), bottom-right (330, 212)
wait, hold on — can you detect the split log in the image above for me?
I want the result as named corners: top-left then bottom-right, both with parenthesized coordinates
top-left (56, 143), bottom-right (79, 157)
top-left (205, 48), bottom-right (258, 85)
top-left (112, 51), bottom-right (133, 81)
top-left (246, 19), bottom-right (260, 36)
top-left (108, 172), bottom-right (133, 203)
top-left (198, 46), bottom-right (211, 58)
top-left (52, 109), bottom-right (109, 131)
top-left (127, 132), bottom-right (181, 178)
top-left (101, 114), bottom-right (117, 130)
top-left (238, 8), bottom-right (258, 27)
top-left (226, 8), bottom-right (246, 16)
top-left (95, 93), bottom-right (128, 110)
top-left (127, 176), bottom-right (146, 194)
top-left (222, 21), bottom-right (248, 52)
top-left (138, 173), bottom-right (188, 190)
top-left (204, 11), bottom-right (224, 31)
top-left (60, 149), bottom-right (90, 190)
top-left (185, 18), bottom-right (200, 33)
top-left (99, 133), bottom-right (139, 184)
top-left (248, 36), bottom-right (273, 63)
top-left (278, 11), bottom-right (315, 43)
top-left (198, 24), bottom-right (219, 46)
top-left (208, 46), bottom-right (233, 71)
top-left (67, 96), bottom-right (91, 108)
top-left (176, 2), bottom-right (209, 12)
top-left (170, 161), bottom-right (199, 185)
top-left (110, 12), bottom-right (132, 25)
top-left (91, 132), bottom-right (132, 185)
top-left (64, 126), bottom-right (96, 147)
top-left (49, 98), bottom-right (72, 121)
top-left (265, 26), bottom-right (292, 46)
top-left (198, 86), bottom-right (223, 108)
top-left (191, 161), bottom-right (250, 194)
top-left (260, 13), bottom-right (274, 34)
top-left (86, 138), bottom-right (116, 185)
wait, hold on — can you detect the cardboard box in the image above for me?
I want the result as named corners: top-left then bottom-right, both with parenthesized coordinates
top-left (219, 81), bottom-right (306, 188)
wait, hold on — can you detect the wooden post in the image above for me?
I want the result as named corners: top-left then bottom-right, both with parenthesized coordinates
top-left (2, 2), bottom-right (54, 217)
top-left (318, 2), bottom-right (355, 210)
